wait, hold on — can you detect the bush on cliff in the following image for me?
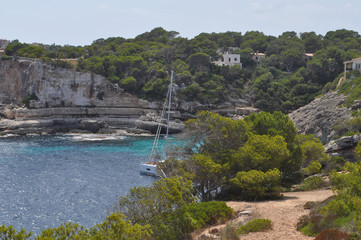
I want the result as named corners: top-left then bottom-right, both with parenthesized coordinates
top-left (22, 93), bottom-right (38, 108)
top-left (6, 29), bottom-right (361, 112)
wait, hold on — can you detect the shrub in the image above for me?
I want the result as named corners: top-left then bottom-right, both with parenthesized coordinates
top-left (219, 223), bottom-right (240, 240)
top-left (237, 219), bottom-right (272, 234)
top-left (297, 176), bottom-right (325, 191)
top-left (186, 201), bottom-right (233, 228)
top-left (119, 76), bottom-right (137, 91)
top-left (302, 161), bottom-right (322, 176)
top-left (315, 229), bottom-right (350, 240)
top-left (230, 168), bottom-right (282, 201)
top-left (1, 55), bottom-right (12, 60)
top-left (333, 117), bottom-right (361, 137)
top-left (40, 57), bottom-right (74, 70)
top-left (355, 141), bottom-right (361, 160)
top-left (323, 156), bottom-right (345, 172)
top-left (22, 93), bottom-right (39, 108)
top-left (0, 225), bottom-right (32, 239)
top-left (321, 199), bottom-right (351, 218)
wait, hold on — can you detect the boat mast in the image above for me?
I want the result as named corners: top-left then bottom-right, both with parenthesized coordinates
top-left (166, 71), bottom-right (173, 138)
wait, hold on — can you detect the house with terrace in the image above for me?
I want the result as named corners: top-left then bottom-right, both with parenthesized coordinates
top-left (344, 57), bottom-right (361, 80)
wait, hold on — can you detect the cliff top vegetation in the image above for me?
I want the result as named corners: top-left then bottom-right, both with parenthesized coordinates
top-left (3, 28), bottom-right (361, 113)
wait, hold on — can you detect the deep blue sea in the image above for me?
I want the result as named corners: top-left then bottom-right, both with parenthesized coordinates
top-left (0, 134), bottom-right (163, 234)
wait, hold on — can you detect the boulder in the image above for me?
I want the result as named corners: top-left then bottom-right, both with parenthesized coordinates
top-left (324, 134), bottom-right (361, 161)
top-left (325, 135), bottom-right (361, 153)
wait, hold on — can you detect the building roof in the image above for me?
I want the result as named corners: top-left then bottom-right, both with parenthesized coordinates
top-left (304, 53), bottom-right (313, 57)
top-left (344, 57), bottom-right (361, 64)
top-left (254, 52), bottom-right (266, 56)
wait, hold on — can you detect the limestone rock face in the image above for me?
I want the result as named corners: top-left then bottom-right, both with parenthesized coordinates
top-left (0, 59), bottom-right (148, 108)
top-left (289, 91), bottom-right (351, 143)
top-left (2, 108), bottom-right (15, 119)
top-left (0, 58), bottom-right (251, 134)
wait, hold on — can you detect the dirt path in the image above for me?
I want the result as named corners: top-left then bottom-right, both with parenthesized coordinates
top-left (194, 189), bottom-right (334, 240)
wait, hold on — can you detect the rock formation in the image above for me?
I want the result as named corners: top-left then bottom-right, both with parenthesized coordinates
top-left (289, 91), bottom-right (351, 144)
top-left (324, 135), bottom-right (361, 161)
top-left (0, 58), bottom-right (250, 135)
top-left (0, 58), bottom-right (160, 134)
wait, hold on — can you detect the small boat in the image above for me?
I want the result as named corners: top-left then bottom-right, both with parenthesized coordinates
top-left (140, 71), bottom-right (174, 177)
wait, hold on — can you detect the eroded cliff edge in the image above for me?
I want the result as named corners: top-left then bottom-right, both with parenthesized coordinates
top-left (0, 59), bottom-right (251, 135)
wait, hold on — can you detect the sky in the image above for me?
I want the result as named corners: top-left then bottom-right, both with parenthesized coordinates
top-left (1, 0), bottom-right (360, 46)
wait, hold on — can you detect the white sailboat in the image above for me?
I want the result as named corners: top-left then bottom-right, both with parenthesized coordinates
top-left (139, 71), bottom-right (174, 177)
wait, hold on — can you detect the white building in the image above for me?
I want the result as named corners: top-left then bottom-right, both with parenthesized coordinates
top-left (213, 52), bottom-right (242, 67)
top-left (343, 57), bottom-right (361, 81)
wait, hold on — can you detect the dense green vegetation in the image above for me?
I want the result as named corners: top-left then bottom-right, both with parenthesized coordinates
top-left (298, 161), bottom-right (361, 239)
top-left (113, 176), bottom-right (234, 239)
top-left (297, 176), bottom-right (326, 191)
top-left (331, 71), bottom-right (361, 137)
top-left (0, 109), bottom-right (354, 239)
top-left (4, 28), bottom-right (361, 112)
top-left (160, 110), bottom-right (334, 202)
top-left (0, 213), bottom-right (151, 239)
top-left (3, 28), bottom-right (361, 239)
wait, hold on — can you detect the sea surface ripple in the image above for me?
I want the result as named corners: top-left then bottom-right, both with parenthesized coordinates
top-left (0, 134), bottom-right (159, 234)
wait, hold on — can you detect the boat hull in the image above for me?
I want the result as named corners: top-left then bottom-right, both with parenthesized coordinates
top-left (140, 162), bottom-right (159, 177)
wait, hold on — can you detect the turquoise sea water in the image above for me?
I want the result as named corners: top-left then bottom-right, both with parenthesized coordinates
top-left (0, 134), bottom-right (165, 234)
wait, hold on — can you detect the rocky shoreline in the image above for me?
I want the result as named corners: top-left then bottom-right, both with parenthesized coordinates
top-left (0, 58), bottom-right (256, 137)
top-left (0, 110), bottom-right (185, 136)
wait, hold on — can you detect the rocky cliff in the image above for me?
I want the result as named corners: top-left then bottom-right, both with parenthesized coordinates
top-left (0, 59), bottom-right (250, 135)
top-left (289, 91), bottom-right (351, 144)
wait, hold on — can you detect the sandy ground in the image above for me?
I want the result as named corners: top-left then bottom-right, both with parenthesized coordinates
top-left (194, 189), bottom-right (334, 240)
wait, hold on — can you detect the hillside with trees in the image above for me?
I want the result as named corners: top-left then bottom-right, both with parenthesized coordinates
top-left (4, 28), bottom-right (361, 112)
top-left (2, 28), bottom-right (361, 239)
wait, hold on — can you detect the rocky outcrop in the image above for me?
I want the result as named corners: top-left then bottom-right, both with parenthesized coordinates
top-left (0, 58), bottom-right (251, 135)
top-left (0, 58), bottom-right (154, 108)
top-left (289, 91), bottom-right (351, 143)
top-left (0, 59), bottom-right (163, 134)
top-left (324, 135), bottom-right (361, 161)
top-left (135, 113), bottom-right (184, 134)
